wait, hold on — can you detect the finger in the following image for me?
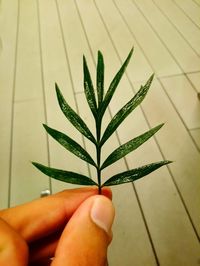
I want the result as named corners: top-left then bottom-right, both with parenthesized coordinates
top-left (0, 218), bottom-right (28, 266)
top-left (29, 189), bottom-right (111, 263)
top-left (0, 187), bottom-right (112, 243)
top-left (29, 230), bottom-right (60, 263)
top-left (52, 195), bottom-right (115, 266)
top-left (30, 188), bottom-right (112, 262)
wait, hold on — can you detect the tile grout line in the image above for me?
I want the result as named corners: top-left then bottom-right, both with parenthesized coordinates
top-left (36, 0), bottom-right (52, 194)
top-left (55, 0), bottom-right (92, 179)
top-left (152, 0), bottom-right (200, 58)
top-left (113, 0), bottom-right (200, 241)
top-left (159, 70), bottom-right (200, 82)
top-left (93, 1), bottom-right (160, 264)
top-left (190, 127), bottom-right (200, 131)
top-left (99, 0), bottom-right (200, 243)
top-left (184, 73), bottom-right (200, 94)
top-left (192, 0), bottom-right (200, 7)
top-left (8, 0), bottom-right (20, 208)
top-left (14, 97), bottom-right (41, 104)
top-left (172, 0), bottom-right (200, 30)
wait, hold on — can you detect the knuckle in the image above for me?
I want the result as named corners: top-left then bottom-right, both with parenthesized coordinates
top-left (0, 218), bottom-right (28, 263)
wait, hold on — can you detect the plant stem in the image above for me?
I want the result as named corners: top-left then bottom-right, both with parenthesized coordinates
top-left (96, 117), bottom-right (102, 194)
top-left (97, 157), bottom-right (101, 194)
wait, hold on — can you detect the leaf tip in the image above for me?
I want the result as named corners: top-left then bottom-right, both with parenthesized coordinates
top-left (166, 160), bottom-right (173, 165)
top-left (151, 72), bottom-right (155, 78)
top-left (55, 82), bottom-right (59, 92)
top-left (149, 73), bottom-right (155, 83)
top-left (127, 47), bottom-right (134, 60)
top-left (42, 123), bottom-right (49, 132)
top-left (157, 122), bottom-right (165, 130)
top-left (83, 55), bottom-right (87, 65)
top-left (32, 161), bottom-right (39, 168)
top-left (98, 50), bottom-right (103, 57)
top-left (130, 46), bottom-right (134, 54)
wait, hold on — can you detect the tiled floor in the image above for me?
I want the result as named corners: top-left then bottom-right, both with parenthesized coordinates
top-left (0, 0), bottom-right (200, 265)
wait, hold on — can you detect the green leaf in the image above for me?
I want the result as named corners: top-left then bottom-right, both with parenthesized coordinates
top-left (102, 160), bottom-right (172, 186)
top-left (101, 123), bottom-right (164, 170)
top-left (55, 84), bottom-right (96, 144)
top-left (100, 73), bottom-right (154, 146)
top-left (43, 124), bottom-right (96, 167)
top-left (83, 55), bottom-right (97, 118)
top-left (99, 48), bottom-right (134, 118)
top-left (96, 51), bottom-right (104, 107)
top-left (33, 50), bottom-right (172, 195)
top-left (32, 162), bottom-right (97, 186)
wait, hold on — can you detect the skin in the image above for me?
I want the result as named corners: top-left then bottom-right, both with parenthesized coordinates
top-left (0, 187), bottom-right (114, 266)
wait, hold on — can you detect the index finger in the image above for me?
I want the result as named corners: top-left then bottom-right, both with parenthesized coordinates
top-left (0, 187), bottom-right (112, 243)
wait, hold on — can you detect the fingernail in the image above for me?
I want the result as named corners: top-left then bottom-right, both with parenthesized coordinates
top-left (90, 196), bottom-right (115, 234)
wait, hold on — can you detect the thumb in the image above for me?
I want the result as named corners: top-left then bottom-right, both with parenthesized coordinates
top-left (52, 195), bottom-right (115, 266)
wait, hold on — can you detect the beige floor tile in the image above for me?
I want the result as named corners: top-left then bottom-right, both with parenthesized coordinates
top-left (160, 75), bottom-right (200, 129)
top-left (193, 0), bottom-right (200, 6)
top-left (8, 0), bottom-right (50, 206)
top-left (0, 0), bottom-right (18, 208)
top-left (76, 0), bottom-right (153, 83)
top-left (109, 185), bottom-right (157, 266)
top-left (153, 0), bottom-right (200, 56)
top-left (135, 0), bottom-right (200, 72)
top-left (14, 0), bottom-right (43, 102)
top-left (174, 0), bottom-right (200, 28)
top-left (114, 0), bottom-right (182, 77)
top-left (187, 72), bottom-right (200, 93)
top-left (190, 128), bottom-right (200, 149)
top-left (38, 0), bottom-right (89, 193)
top-left (10, 100), bottom-right (49, 206)
top-left (58, 0), bottom-right (96, 93)
top-left (104, 72), bottom-right (200, 264)
top-left (1, 0), bottom-right (200, 265)
top-left (138, 78), bottom-right (200, 237)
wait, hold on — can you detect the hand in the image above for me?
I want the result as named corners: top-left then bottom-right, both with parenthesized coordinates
top-left (0, 187), bottom-right (115, 265)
